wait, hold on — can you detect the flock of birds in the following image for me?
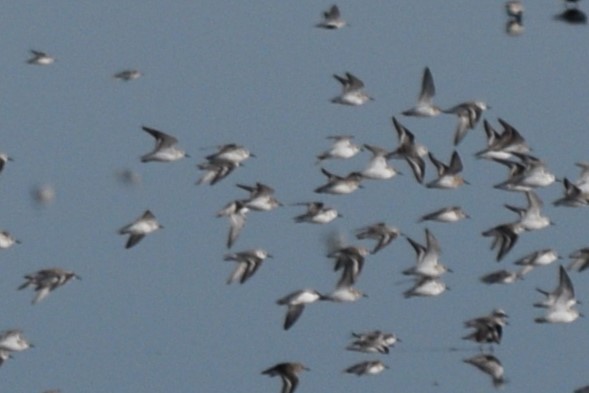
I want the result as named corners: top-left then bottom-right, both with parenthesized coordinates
top-left (1, 1), bottom-right (588, 393)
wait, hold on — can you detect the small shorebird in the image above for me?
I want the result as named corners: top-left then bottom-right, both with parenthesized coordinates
top-left (355, 222), bottom-right (401, 254)
top-left (331, 72), bottom-right (373, 106)
top-left (223, 249), bottom-right (272, 284)
top-left (119, 210), bottom-right (162, 249)
top-left (18, 268), bottom-right (80, 304)
top-left (344, 360), bottom-right (388, 376)
top-left (26, 50), bottom-right (55, 65)
top-left (402, 67), bottom-right (441, 117)
top-left (316, 135), bottom-right (361, 164)
top-left (0, 329), bottom-right (33, 352)
top-left (276, 289), bottom-right (324, 330)
top-left (292, 201), bottom-right (340, 224)
top-left (316, 4), bottom-right (347, 29)
top-left (140, 126), bottom-right (188, 162)
top-left (262, 362), bottom-right (309, 393)
top-left (113, 69), bottom-right (142, 81)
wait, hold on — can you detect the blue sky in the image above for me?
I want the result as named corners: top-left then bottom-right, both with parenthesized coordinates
top-left (0, 1), bottom-right (588, 392)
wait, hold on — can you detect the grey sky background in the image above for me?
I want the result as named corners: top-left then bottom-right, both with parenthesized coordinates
top-left (0, 1), bottom-right (588, 392)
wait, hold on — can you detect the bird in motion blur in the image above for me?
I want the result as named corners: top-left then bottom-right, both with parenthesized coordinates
top-left (18, 268), bottom-right (80, 304)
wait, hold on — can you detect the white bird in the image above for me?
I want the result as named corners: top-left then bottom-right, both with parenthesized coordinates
top-left (262, 362), bottom-right (309, 393)
top-left (344, 360), bottom-right (388, 376)
top-left (277, 289), bottom-right (325, 330)
top-left (18, 268), bottom-right (80, 304)
top-left (0, 230), bottom-right (20, 249)
top-left (113, 69), bottom-right (142, 81)
top-left (223, 249), bottom-right (272, 284)
top-left (26, 50), bottom-right (55, 65)
top-left (119, 210), bottom-right (163, 249)
top-left (402, 67), bottom-right (441, 117)
top-left (443, 101), bottom-right (489, 145)
top-left (0, 153), bottom-right (13, 173)
top-left (292, 202), bottom-right (340, 224)
top-left (217, 200), bottom-right (249, 249)
top-left (316, 135), bottom-right (361, 164)
top-left (403, 229), bottom-right (451, 278)
top-left (331, 72), bottom-right (373, 106)
top-left (426, 151), bottom-right (468, 189)
top-left (535, 266), bottom-right (582, 323)
top-left (316, 4), bottom-right (347, 29)
top-left (0, 329), bottom-right (32, 352)
top-left (140, 126), bottom-right (189, 162)
top-left (464, 354), bottom-right (506, 388)
top-left (360, 144), bottom-right (400, 180)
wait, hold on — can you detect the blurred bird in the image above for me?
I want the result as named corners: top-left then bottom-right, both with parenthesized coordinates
top-left (262, 362), bottom-right (309, 393)
top-left (315, 168), bottom-right (364, 195)
top-left (0, 230), bottom-right (20, 249)
top-left (0, 329), bottom-right (32, 352)
top-left (217, 200), bottom-right (249, 249)
top-left (18, 268), bottom-right (80, 304)
top-left (292, 201), bottom-right (340, 224)
top-left (402, 67), bottom-right (441, 117)
top-left (419, 206), bottom-right (469, 223)
top-left (463, 354), bottom-right (506, 388)
top-left (223, 249), bottom-right (272, 284)
top-left (0, 153), bottom-right (13, 173)
top-left (26, 50), bottom-right (55, 65)
top-left (426, 151), bottom-right (468, 189)
top-left (276, 289), bottom-right (325, 330)
top-left (443, 100), bottom-right (489, 145)
top-left (316, 4), bottom-right (347, 29)
top-left (113, 69), bottom-right (142, 81)
top-left (355, 222), bottom-right (401, 254)
top-left (119, 210), bottom-right (162, 249)
top-left (534, 266), bottom-right (582, 323)
top-left (316, 135), bottom-right (361, 164)
top-left (389, 117), bottom-right (428, 183)
top-left (347, 330), bottom-right (399, 354)
top-left (331, 72), bottom-right (373, 106)
top-left (140, 126), bottom-right (189, 162)
top-left (344, 360), bottom-right (388, 376)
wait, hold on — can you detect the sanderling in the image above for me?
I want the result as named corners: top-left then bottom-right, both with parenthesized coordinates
top-left (0, 329), bottom-right (32, 352)
top-left (534, 266), bottom-right (582, 323)
top-left (315, 168), bottom-right (363, 195)
top-left (464, 354), bottom-right (506, 388)
top-left (140, 126), bottom-right (189, 162)
top-left (443, 101), bottom-right (489, 145)
top-left (402, 67), bottom-right (441, 117)
top-left (0, 230), bottom-right (20, 249)
top-left (217, 200), bottom-right (249, 249)
top-left (344, 360), bottom-right (388, 376)
top-left (113, 69), bottom-right (142, 81)
top-left (403, 229), bottom-right (451, 278)
top-left (119, 210), bottom-right (162, 249)
top-left (262, 362), bottom-right (309, 393)
top-left (237, 182), bottom-right (282, 211)
top-left (0, 153), bottom-right (13, 173)
top-left (276, 289), bottom-right (324, 330)
top-left (355, 222), bottom-right (401, 254)
top-left (18, 268), bottom-right (80, 304)
top-left (331, 72), bottom-right (373, 106)
top-left (360, 144), bottom-right (400, 180)
top-left (389, 117), bottom-right (428, 183)
top-left (316, 4), bottom-right (347, 29)
top-left (418, 206), bottom-right (469, 223)
top-left (292, 201), bottom-right (340, 224)
top-left (26, 50), bottom-right (55, 65)
top-left (223, 248), bottom-right (272, 284)
top-left (426, 151), bottom-right (468, 189)
top-left (316, 135), bottom-right (361, 164)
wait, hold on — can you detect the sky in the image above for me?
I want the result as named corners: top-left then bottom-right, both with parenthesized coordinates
top-left (0, 1), bottom-right (588, 392)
